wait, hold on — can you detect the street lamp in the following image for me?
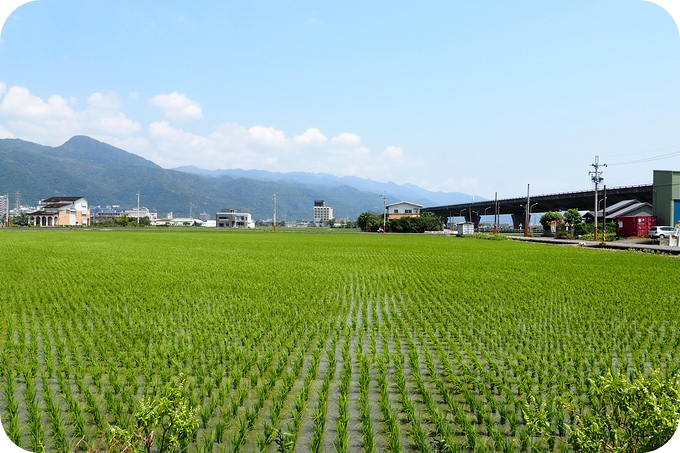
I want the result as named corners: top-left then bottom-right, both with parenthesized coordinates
top-left (459, 208), bottom-right (467, 223)
top-left (529, 202), bottom-right (538, 227)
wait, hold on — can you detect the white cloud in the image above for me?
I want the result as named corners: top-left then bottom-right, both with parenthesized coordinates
top-left (0, 84), bottom-right (143, 145)
top-left (0, 83), bottom-right (422, 184)
top-left (149, 121), bottom-right (207, 147)
top-left (331, 132), bottom-right (361, 147)
top-left (248, 125), bottom-right (287, 147)
top-left (0, 85), bottom-right (80, 143)
top-left (87, 92), bottom-right (121, 110)
top-left (293, 127), bottom-right (327, 145)
top-left (84, 92), bottom-right (141, 136)
top-left (148, 92), bottom-right (203, 121)
top-left (382, 145), bottom-right (405, 163)
top-left (0, 86), bottom-right (77, 121)
top-left (209, 122), bottom-right (251, 150)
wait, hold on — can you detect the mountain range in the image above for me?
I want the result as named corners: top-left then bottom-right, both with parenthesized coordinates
top-left (0, 136), bottom-right (473, 221)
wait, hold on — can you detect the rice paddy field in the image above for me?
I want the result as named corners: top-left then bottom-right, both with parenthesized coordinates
top-left (0, 228), bottom-right (678, 452)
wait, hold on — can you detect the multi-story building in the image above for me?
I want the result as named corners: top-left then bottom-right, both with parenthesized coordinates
top-left (0, 195), bottom-right (8, 226)
top-left (313, 200), bottom-right (333, 226)
top-left (27, 196), bottom-right (90, 227)
top-left (216, 209), bottom-right (255, 228)
top-left (126, 207), bottom-right (158, 222)
top-left (91, 205), bottom-right (158, 223)
top-left (91, 206), bottom-right (126, 223)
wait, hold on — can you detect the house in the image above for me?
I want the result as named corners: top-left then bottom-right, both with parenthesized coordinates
top-left (216, 209), bottom-right (254, 228)
top-left (386, 201), bottom-right (423, 220)
top-left (583, 199), bottom-right (653, 224)
top-left (27, 196), bottom-right (90, 227)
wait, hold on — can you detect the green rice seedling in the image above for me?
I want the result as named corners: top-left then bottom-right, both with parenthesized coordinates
top-left (334, 392), bottom-right (349, 453)
top-left (1, 229), bottom-right (679, 451)
top-left (273, 428), bottom-right (293, 453)
top-left (41, 371), bottom-right (67, 451)
top-left (198, 427), bottom-right (215, 453)
top-left (230, 415), bottom-right (248, 453)
top-left (260, 419), bottom-right (274, 446)
top-left (199, 403), bottom-right (213, 429)
top-left (309, 404), bottom-right (326, 453)
top-left (213, 415), bottom-right (228, 444)
top-left (2, 374), bottom-right (21, 445)
top-left (357, 354), bottom-right (375, 453)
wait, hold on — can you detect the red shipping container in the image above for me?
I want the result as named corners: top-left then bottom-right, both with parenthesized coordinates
top-left (616, 216), bottom-right (657, 237)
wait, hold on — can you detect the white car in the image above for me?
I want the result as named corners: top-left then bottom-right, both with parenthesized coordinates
top-left (648, 226), bottom-right (674, 239)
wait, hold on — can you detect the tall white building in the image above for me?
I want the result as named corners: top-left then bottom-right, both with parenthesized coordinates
top-left (0, 195), bottom-right (8, 226)
top-left (313, 200), bottom-right (333, 225)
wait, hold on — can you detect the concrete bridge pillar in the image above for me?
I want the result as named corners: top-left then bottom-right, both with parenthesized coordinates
top-left (511, 213), bottom-right (525, 229)
top-left (470, 211), bottom-right (481, 228)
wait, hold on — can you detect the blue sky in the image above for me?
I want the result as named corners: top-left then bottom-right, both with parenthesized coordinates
top-left (1, 1), bottom-right (680, 200)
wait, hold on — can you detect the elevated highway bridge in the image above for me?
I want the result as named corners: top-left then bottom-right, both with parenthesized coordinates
top-left (423, 184), bottom-right (653, 228)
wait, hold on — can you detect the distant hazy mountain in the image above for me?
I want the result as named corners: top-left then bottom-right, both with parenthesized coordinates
top-left (1, 136), bottom-right (472, 221)
top-left (172, 167), bottom-right (477, 208)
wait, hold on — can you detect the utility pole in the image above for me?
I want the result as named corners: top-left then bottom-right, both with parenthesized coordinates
top-left (494, 192), bottom-right (498, 233)
top-left (602, 185), bottom-right (607, 243)
top-left (273, 194), bottom-right (277, 232)
top-left (525, 184), bottom-right (530, 237)
top-left (380, 192), bottom-right (388, 232)
top-left (136, 192), bottom-right (140, 229)
top-left (590, 156), bottom-right (606, 241)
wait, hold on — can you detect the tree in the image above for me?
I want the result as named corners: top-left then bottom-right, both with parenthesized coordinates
top-left (563, 208), bottom-right (583, 238)
top-left (539, 211), bottom-right (563, 231)
top-left (563, 208), bottom-right (582, 226)
top-left (11, 211), bottom-right (28, 226)
top-left (356, 212), bottom-right (382, 232)
top-left (113, 214), bottom-right (133, 227)
top-left (417, 211), bottom-right (442, 232)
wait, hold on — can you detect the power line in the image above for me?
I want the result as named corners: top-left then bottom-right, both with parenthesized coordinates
top-left (606, 143), bottom-right (680, 166)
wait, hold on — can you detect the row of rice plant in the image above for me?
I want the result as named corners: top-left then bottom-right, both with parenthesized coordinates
top-left (1, 229), bottom-right (678, 452)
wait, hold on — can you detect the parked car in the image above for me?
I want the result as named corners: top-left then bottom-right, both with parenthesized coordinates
top-left (648, 226), bottom-right (674, 239)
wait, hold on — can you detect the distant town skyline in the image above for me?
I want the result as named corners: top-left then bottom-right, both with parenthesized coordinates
top-left (1, 1), bottom-right (680, 201)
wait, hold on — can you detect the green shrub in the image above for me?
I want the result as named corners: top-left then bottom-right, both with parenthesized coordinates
top-left (526, 369), bottom-right (680, 453)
